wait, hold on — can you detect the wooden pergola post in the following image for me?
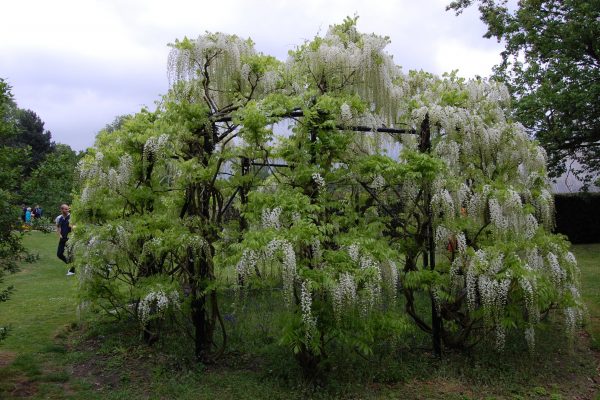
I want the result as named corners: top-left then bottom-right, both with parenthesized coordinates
top-left (418, 113), bottom-right (442, 358)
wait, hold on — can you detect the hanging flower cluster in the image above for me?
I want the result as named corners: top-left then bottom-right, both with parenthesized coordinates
top-left (106, 154), bottom-right (133, 191)
top-left (300, 281), bottom-right (317, 341)
top-left (168, 32), bottom-right (279, 108)
top-left (236, 236), bottom-right (298, 306)
top-left (77, 151), bottom-right (106, 206)
top-left (332, 272), bottom-right (357, 322)
top-left (138, 288), bottom-right (181, 324)
top-left (261, 207), bottom-right (282, 229)
top-left (143, 134), bottom-right (169, 162)
top-left (287, 16), bottom-right (405, 124)
top-left (311, 172), bottom-right (326, 190)
top-left (340, 102), bottom-right (353, 122)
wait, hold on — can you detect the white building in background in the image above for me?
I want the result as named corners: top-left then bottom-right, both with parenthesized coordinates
top-left (551, 159), bottom-right (599, 193)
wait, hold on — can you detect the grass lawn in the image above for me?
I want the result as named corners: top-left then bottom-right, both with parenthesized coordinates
top-left (0, 232), bottom-right (78, 353)
top-left (0, 231), bottom-right (81, 398)
top-left (576, 244), bottom-right (600, 350)
top-left (0, 231), bottom-right (598, 399)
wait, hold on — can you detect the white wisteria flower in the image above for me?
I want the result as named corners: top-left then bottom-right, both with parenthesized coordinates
top-left (312, 172), bottom-right (326, 190)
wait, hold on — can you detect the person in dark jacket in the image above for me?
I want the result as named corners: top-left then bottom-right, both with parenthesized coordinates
top-left (34, 205), bottom-right (42, 219)
top-left (55, 204), bottom-right (75, 275)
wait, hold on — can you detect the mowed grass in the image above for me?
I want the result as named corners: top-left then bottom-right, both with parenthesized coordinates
top-left (0, 231), bottom-right (81, 399)
top-left (575, 244), bottom-right (600, 350)
top-left (1, 231), bottom-right (78, 353)
top-left (0, 232), bottom-right (598, 399)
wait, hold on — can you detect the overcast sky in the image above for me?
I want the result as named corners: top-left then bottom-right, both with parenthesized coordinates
top-left (1, 0), bottom-right (503, 151)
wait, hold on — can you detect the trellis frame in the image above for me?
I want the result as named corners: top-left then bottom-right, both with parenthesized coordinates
top-left (224, 110), bottom-right (443, 357)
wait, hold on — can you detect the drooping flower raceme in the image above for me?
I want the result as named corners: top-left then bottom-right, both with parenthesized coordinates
top-left (138, 288), bottom-right (180, 324)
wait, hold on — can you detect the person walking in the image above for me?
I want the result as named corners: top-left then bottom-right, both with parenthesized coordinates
top-left (55, 204), bottom-right (75, 275)
top-left (25, 207), bottom-right (32, 225)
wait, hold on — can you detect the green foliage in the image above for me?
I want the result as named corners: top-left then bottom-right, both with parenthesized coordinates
top-left (1, 233), bottom-right (599, 399)
top-left (0, 78), bottom-right (29, 341)
top-left (448, 0), bottom-right (600, 188)
top-left (0, 78), bottom-right (77, 223)
top-left (0, 81), bottom-right (27, 196)
top-left (21, 143), bottom-right (80, 214)
top-left (73, 19), bottom-right (583, 381)
top-left (10, 108), bottom-right (55, 174)
top-left (73, 32), bottom-right (284, 361)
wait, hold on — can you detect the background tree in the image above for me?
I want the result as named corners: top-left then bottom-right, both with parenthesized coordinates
top-left (0, 80), bottom-right (23, 193)
top-left (0, 88), bottom-right (72, 209)
top-left (10, 108), bottom-right (55, 175)
top-left (0, 78), bottom-right (81, 341)
top-left (21, 143), bottom-right (80, 215)
top-left (0, 78), bottom-right (29, 341)
top-left (448, 0), bottom-right (600, 188)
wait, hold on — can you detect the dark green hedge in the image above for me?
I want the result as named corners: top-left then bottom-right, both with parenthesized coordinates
top-left (554, 193), bottom-right (600, 244)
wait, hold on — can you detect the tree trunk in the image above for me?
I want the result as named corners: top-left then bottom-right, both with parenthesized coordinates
top-left (419, 113), bottom-right (442, 358)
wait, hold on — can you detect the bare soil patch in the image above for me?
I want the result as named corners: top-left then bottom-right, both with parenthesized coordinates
top-left (10, 380), bottom-right (37, 398)
top-left (0, 351), bottom-right (17, 368)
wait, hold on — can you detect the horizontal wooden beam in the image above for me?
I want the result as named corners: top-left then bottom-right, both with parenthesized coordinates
top-left (214, 109), bottom-right (417, 135)
top-left (250, 162), bottom-right (290, 168)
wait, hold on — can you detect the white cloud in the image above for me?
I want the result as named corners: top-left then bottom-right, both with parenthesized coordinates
top-left (434, 38), bottom-right (502, 77)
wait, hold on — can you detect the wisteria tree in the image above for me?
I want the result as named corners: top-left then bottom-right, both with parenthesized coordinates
top-left (73, 18), bottom-right (583, 372)
top-left (234, 18), bottom-right (584, 364)
top-left (73, 33), bottom-right (281, 361)
top-left (232, 18), bottom-right (409, 375)
top-left (357, 70), bottom-right (584, 352)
